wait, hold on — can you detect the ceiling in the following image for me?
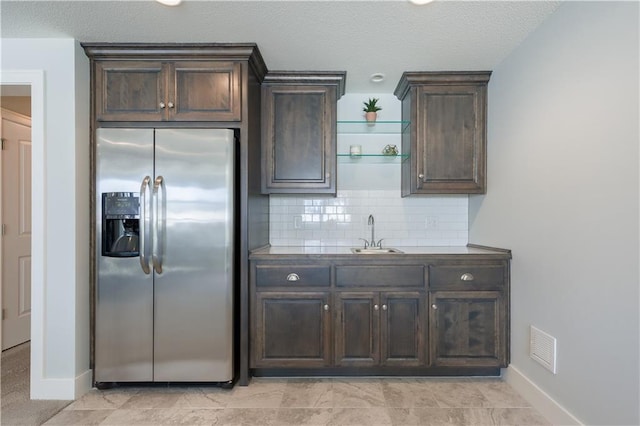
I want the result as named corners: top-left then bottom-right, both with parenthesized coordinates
top-left (1, 0), bottom-right (562, 93)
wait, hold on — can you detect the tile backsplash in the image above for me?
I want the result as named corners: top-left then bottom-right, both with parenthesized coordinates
top-left (269, 190), bottom-right (468, 247)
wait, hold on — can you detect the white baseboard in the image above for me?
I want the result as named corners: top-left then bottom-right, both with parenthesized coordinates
top-left (30, 369), bottom-right (93, 400)
top-left (74, 369), bottom-right (93, 399)
top-left (30, 376), bottom-right (76, 400)
top-left (503, 365), bottom-right (583, 425)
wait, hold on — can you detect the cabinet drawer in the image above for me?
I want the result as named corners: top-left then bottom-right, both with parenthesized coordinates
top-left (255, 265), bottom-right (331, 287)
top-left (336, 265), bottom-right (425, 288)
top-left (429, 264), bottom-right (505, 290)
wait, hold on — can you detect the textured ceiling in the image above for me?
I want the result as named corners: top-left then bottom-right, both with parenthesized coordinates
top-left (1, 0), bottom-right (561, 93)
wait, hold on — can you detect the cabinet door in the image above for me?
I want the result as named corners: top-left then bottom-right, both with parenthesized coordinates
top-left (253, 292), bottom-right (331, 368)
top-left (95, 61), bottom-right (168, 121)
top-left (262, 86), bottom-right (336, 194)
top-left (429, 291), bottom-right (507, 367)
top-left (414, 84), bottom-right (486, 194)
top-left (381, 292), bottom-right (425, 366)
top-left (335, 292), bottom-right (379, 366)
top-left (170, 61), bottom-right (241, 122)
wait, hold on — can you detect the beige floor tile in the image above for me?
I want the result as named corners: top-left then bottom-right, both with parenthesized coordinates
top-left (332, 379), bottom-right (386, 408)
top-left (41, 409), bottom-right (114, 425)
top-left (414, 407), bottom-right (468, 426)
top-left (215, 407), bottom-right (279, 425)
top-left (275, 407), bottom-right (334, 425)
top-left (427, 380), bottom-right (491, 408)
top-left (100, 407), bottom-right (223, 425)
top-left (63, 388), bottom-right (137, 410)
top-left (225, 379), bottom-right (286, 408)
top-left (381, 378), bottom-right (439, 408)
top-left (387, 408), bottom-right (423, 425)
top-left (99, 408), bottom-right (171, 425)
top-left (40, 378), bottom-right (551, 426)
top-left (119, 389), bottom-right (184, 409)
top-left (173, 386), bottom-right (235, 408)
top-left (463, 407), bottom-right (551, 426)
top-left (330, 407), bottom-right (392, 425)
top-left (281, 379), bottom-right (334, 408)
top-left (473, 380), bottom-right (532, 408)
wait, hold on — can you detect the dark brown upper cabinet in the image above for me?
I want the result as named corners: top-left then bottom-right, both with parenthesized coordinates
top-left (84, 44), bottom-right (251, 122)
top-left (262, 72), bottom-right (346, 194)
top-left (394, 72), bottom-right (491, 195)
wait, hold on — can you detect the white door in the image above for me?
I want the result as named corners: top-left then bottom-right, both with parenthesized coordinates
top-left (1, 108), bottom-right (32, 350)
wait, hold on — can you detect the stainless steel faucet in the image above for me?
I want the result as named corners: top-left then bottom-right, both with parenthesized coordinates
top-left (368, 214), bottom-right (375, 246)
top-left (359, 214), bottom-right (383, 249)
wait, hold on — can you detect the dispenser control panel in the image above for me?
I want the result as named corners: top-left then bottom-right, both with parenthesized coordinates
top-left (103, 192), bottom-right (139, 219)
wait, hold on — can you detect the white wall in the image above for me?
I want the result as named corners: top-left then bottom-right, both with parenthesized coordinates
top-left (469, 2), bottom-right (639, 425)
top-left (1, 39), bottom-right (91, 399)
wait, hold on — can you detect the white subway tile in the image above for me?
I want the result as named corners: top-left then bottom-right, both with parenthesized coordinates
top-left (269, 192), bottom-right (468, 247)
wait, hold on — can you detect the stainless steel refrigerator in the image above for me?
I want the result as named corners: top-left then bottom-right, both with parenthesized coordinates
top-left (95, 128), bottom-right (235, 384)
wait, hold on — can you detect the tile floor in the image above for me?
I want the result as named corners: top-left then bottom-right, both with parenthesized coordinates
top-left (43, 377), bottom-right (550, 426)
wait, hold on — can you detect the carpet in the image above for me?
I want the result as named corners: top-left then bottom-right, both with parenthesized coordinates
top-left (1, 342), bottom-right (71, 425)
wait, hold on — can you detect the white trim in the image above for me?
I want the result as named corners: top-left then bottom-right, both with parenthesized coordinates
top-left (28, 368), bottom-right (92, 400)
top-left (74, 369), bottom-right (93, 399)
top-left (0, 70), bottom-right (46, 400)
top-left (503, 365), bottom-right (584, 425)
top-left (30, 378), bottom-right (75, 400)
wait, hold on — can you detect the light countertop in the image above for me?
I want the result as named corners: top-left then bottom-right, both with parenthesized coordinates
top-left (250, 245), bottom-right (511, 257)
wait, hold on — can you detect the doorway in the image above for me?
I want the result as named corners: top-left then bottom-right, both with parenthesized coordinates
top-left (0, 99), bottom-right (32, 350)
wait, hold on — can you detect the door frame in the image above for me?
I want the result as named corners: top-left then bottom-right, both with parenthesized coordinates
top-left (0, 70), bottom-right (44, 398)
top-left (1, 106), bottom-right (32, 349)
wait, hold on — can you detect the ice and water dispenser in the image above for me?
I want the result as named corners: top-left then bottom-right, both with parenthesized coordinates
top-left (102, 192), bottom-right (140, 257)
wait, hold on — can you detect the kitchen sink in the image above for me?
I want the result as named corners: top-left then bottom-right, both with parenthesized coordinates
top-left (350, 247), bottom-right (404, 254)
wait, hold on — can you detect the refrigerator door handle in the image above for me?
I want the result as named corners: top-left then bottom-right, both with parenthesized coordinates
top-left (152, 175), bottom-right (165, 274)
top-left (139, 176), bottom-right (152, 274)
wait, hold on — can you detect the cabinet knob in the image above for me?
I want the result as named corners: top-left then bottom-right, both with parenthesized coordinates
top-left (418, 173), bottom-right (425, 179)
top-left (286, 273), bottom-right (300, 281)
top-left (159, 102), bottom-right (166, 109)
top-left (168, 101), bottom-right (175, 109)
top-left (461, 273), bottom-right (475, 281)
top-left (323, 304), bottom-right (330, 311)
top-left (431, 304), bottom-right (438, 310)
top-left (382, 304), bottom-right (387, 311)
top-left (374, 304), bottom-right (379, 311)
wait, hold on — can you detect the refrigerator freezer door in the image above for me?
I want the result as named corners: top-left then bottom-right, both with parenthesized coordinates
top-left (153, 129), bottom-right (235, 382)
top-left (95, 128), bottom-right (154, 382)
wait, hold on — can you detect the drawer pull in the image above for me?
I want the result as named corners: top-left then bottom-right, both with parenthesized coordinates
top-left (286, 273), bottom-right (300, 282)
top-left (323, 304), bottom-right (330, 311)
top-left (461, 273), bottom-right (475, 281)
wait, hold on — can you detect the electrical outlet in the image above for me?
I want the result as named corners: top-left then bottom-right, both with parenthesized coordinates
top-left (425, 216), bottom-right (439, 230)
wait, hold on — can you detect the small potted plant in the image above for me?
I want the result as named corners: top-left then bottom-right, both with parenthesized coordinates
top-left (362, 98), bottom-right (382, 122)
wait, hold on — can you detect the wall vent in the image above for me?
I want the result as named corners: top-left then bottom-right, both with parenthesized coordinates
top-left (529, 325), bottom-right (557, 374)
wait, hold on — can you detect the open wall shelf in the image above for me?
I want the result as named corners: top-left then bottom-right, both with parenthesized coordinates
top-left (337, 120), bottom-right (410, 134)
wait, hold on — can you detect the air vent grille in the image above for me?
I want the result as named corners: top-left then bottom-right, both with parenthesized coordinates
top-left (529, 325), bottom-right (557, 374)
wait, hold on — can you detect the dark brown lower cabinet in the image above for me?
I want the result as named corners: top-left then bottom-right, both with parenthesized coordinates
top-left (335, 292), bottom-right (424, 367)
top-left (428, 291), bottom-right (507, 367)
top-left (253, 292), bottom-right (331, 368)
top-left (249, 252), bottom-right (511, 378)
